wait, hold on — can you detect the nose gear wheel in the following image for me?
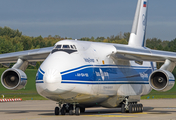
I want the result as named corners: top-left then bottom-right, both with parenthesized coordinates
top-left (54, 103), bottom-right (85, 115)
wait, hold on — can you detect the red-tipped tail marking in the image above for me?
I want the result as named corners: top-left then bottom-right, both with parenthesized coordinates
top-left (143, 1), bottom-right (147, 7)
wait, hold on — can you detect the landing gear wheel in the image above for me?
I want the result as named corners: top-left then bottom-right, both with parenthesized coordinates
top-left (140, 104), bottom-right (143, 112)
top-left (68, 105), bottom-right (73, 115)
top-left (132, 104), bottom-right (135, 113)
top-left (136, 104), bottom-right (139, 112)
top-left (134, 104), bottom-right (137, 113)
top-left (139, 104), bottom-right (142, 112)
top-left (75, 107), bottom-right (80, 115)
top-left (69, 110), bottom-right (73, 115)
top-left (80, 107), bottom-right (85, 113)
top-left (128, 103), bottom-right (143, 113)
top-left (55, 107), bottom-right (59, 115)
top-left (61, 107), bottom-right (66, 115)
top-left (121, 104), bottom-right (126, 113)
top-left (129, 104), bottom-right (132, 113)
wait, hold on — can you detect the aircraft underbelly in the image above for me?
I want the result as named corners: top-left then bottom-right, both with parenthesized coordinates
top-left (37, 83), bottom-right (143, 107)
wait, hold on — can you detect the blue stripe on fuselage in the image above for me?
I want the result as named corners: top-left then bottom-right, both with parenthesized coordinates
top-left (35, 65), bottom-right (156, 85)
top-left (61, 81), bottom-right (149, 84)
top-left (36, 81), bottom-right (44, 83)
top-left (36, 68), bottom-right (45, 83)
top-left (60, 65), bottom-right (93, 74)
top-left (61, 64), bottom-right (154, 84)
top-left (39, 68), bottom-right (45, 74)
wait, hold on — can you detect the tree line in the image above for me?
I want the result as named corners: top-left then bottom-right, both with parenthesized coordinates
top-left (1, 26), bottom-right (176, 69)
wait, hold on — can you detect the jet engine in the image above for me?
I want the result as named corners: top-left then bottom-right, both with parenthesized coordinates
top-left (149, 69), bottom-right (175, 92)
top-left (1, 68), bottom-right (27, 90)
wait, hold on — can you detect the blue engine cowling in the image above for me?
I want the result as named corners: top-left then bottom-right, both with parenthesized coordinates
top-left (149, 69), bottom-right (175, 92)
top-left (1, 68), bottom-right (27, 90)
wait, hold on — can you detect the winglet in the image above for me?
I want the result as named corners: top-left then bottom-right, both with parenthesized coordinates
top-left (128, 0), bottom-right (148, 47)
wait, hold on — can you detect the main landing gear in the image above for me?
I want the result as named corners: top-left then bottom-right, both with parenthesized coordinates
top-left (121, 97), bottom-right (143, 113)
top-left (55, 103), bottom-right (85, 115)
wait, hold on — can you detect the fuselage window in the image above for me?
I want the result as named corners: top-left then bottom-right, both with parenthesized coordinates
top-left (63, 45), bottom-right (70, 49)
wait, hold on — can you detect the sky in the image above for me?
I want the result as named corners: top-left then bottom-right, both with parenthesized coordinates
top-left (0, 0), bottom-right (176, 41)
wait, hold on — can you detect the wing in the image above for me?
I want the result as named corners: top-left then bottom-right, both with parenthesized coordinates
top-left (111, 45), bottom-right (176, 62)
top-left (0, 47), bottom-right (53, 63)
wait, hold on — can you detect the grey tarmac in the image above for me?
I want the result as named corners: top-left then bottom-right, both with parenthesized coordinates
top-left (0, 99), bottom-right (176, 120)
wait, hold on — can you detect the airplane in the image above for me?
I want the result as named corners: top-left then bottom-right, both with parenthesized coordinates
top-left (0, 0), bottom-right (175, 115)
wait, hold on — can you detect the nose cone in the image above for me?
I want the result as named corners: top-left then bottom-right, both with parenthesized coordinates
top-left (36, 52), bottom-right (75, 99)
top-left (43, 69), bottom-right (61, 91)
top-left (43, 69), bottom-right (61, 84)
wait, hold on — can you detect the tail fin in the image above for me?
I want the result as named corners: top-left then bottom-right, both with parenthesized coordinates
top-left (128, 0), bottom-right (148, 47)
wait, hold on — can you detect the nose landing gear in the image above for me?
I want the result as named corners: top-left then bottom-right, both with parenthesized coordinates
top-left (55, 103), bottom-right (84, 116)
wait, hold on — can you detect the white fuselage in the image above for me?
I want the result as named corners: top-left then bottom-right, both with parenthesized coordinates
top-left (36, 40), bottom-right (155, 108)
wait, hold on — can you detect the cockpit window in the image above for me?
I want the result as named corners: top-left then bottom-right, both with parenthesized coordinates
top-left (63, 45), bottom-right (70, 49)
top-left (51, 44), bottom-right (77, 54)
top-left (56, 45), bottom-right (62, 49)
top-left (73, 45), bottom-right (77, 49)
top-left (70, 45), bottom-right (74, 49)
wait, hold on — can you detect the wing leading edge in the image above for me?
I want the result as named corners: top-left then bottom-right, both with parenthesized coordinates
top-left (111, 45), bottom-right (176, 63)
top-left (0, 47), bottom-right (53, 63)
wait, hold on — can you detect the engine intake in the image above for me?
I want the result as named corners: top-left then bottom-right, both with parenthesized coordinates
top-left (149, 70), bottom-right (175, 92)
top-left (1, 68), bottom-right (27, 90)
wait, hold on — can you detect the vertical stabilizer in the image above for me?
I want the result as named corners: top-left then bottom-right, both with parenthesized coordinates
top-left (128, 0), bottom-right (148, 47)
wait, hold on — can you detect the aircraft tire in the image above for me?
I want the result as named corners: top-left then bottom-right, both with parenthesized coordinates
top-left (61, 107), bottom-right (66, 115)
top-left (129, 104), bottom-right (143, 113)
top-left (75, 107), bottom-right (80, 115)
top-left (69, 110), bottom-right (73, 115)
top-left (80, 107), bottom-right (85, 113)
top-left (135, 104), bottom-right (140, 113)
top-left (55, 107), bottom-right (59, 115)
top-left (138, 104), bottom-right (140, 112)
top-left (141, 104), bottom-right (143, 112)
top-left (132, 105), bottom-right (135, 113)
top-left (129, 104), bottom-right (132, 113)
top-left (121, 104), bottom-right (126, 113)
top-left (137, 104), bottom-right (141, 112)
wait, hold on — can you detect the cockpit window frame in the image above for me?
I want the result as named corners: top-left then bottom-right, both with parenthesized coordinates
top-left (73, 45), bottom-right (77, 49)
top-left (70, 45), bottom-right (74, 49)
top-left (51, 44), bottom-right (78, 54)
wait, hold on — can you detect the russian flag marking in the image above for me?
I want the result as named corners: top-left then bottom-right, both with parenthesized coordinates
top-left (143, 1), bottom-right (147, 7)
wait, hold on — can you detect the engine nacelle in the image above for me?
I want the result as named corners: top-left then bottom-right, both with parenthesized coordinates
top-left (1, 68), bottom-right (27, 90)
top-left (149, 70), bottom-right (175, 92)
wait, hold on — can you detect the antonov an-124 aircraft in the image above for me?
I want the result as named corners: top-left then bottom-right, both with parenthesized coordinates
top-left (0, 0), bottom-right (175, 115)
